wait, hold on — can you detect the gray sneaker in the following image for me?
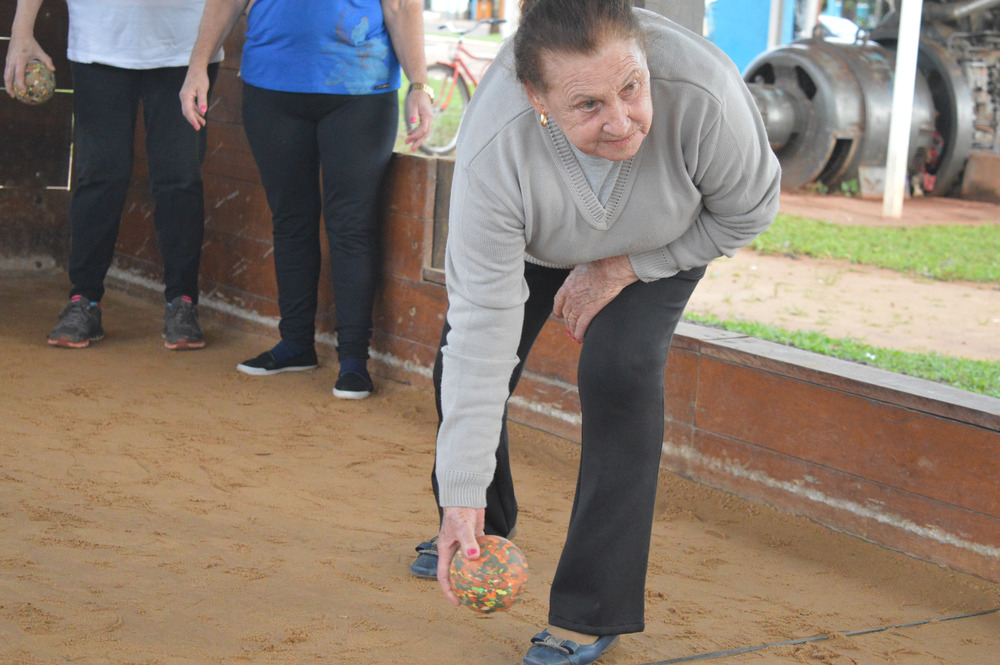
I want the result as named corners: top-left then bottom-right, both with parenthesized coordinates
top-left (163, 296), bottom-right (205, 350)
top-left (48, 296), bottom-right (104, 348)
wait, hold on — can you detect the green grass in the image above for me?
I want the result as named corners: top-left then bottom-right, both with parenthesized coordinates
top-left (752, 214), bottom-right (1000, 283)
top-left (394, 71), bottom-right (474, 154)
top-left (685, 313), bottom-right (1000, 398)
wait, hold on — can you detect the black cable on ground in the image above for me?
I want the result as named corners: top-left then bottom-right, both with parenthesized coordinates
top-left (639, 608), bottom-right (1000, 665)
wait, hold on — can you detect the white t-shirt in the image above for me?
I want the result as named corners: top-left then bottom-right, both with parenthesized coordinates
top-left (67, 0), bottom-right (222, 69)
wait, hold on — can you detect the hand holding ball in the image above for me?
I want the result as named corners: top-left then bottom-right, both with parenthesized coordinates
top-left (15, 60), bottom-right (56, 105)
top-left (449, 535), bottom-right (528, 613)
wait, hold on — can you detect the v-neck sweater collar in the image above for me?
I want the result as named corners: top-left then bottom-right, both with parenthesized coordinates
top-left (543, 120), bottom-right (641, 232)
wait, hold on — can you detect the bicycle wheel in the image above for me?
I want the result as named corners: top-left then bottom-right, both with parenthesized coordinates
top-left (412, 63), bottom-right (471, 156)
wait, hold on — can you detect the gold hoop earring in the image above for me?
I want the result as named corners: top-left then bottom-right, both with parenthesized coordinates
top-left (539, 112), bottom-right (548, 127)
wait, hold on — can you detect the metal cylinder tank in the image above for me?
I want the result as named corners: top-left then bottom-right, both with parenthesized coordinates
top-left (867, 31), bottom-right (979, 196)
top-left (744, 37), bottom-right (937, 192)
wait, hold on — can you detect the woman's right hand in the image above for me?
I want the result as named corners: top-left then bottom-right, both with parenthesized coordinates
top-left (435, 506), bottom-right (485, 605)
top-left (3, 33), bottom-right (53, 99)
top-left (178, 0), bottom-right (251, 130)
top-left (553, 255), bottom-right (638, 341)
top-left (179, 68), bottom-right (211, 130)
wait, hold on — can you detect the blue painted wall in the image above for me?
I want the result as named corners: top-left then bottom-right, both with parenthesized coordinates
top-left (706, 0), bottom-right (798, 73)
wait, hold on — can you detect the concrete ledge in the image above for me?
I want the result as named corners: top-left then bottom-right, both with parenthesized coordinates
top-left (659, 324), bottom-right (1000, 582)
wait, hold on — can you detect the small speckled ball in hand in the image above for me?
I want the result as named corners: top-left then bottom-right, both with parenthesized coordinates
top-left (15, 60), bottom-right (56, 105)
top-left (449, 535), bottom-right (528, 613)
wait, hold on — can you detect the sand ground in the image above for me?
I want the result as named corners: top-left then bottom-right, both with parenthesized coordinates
top-left (685, 250), bottom-right (1000, 362)
top-left (2, 257), bottom-right (999, 665)
top-left (684, 193), bottom-right (1000, 363)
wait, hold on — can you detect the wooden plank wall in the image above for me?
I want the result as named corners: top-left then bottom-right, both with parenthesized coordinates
top-left (114, 21), bottom-right (290, 322)
top-left (2, 15), bottom-right (999, 586)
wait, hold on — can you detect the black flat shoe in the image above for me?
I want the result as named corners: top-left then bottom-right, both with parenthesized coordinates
top-left (332, 371), bottom-right (373, 399)
top-left (522, 631), bottom-right (620, 665)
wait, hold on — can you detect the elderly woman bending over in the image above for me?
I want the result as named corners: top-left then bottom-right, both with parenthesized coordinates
top-left (413, 1), bottom-right (781, 663)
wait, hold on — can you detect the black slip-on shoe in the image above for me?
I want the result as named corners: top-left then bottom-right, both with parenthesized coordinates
top-left (236, 348), bottom-right (318, 376)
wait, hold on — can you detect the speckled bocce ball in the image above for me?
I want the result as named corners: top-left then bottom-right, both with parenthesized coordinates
top-left (449, 535), bottom-right (528, 613)
top-left (15, 60), bottom-right (56, 105)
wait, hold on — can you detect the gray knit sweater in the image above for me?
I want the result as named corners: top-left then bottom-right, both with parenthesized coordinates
top-left (436, 9), bottom-right (781, 508)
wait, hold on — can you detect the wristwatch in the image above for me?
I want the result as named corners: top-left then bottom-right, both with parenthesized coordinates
top-left (408, 82), bottom-right (435, 103)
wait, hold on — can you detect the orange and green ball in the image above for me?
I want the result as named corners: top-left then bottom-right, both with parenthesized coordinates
top-left (449, 535), bottom-right (528, 613)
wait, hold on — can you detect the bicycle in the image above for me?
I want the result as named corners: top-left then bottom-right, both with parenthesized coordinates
top-left (412, 18), bottom-right (505, 156)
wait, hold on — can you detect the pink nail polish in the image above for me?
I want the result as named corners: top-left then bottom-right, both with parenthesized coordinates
top-left (467, 548), bottom-right (478, 557)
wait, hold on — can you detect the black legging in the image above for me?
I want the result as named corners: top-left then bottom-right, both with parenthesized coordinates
top-left (432, 261), bottom-right (705, 635)
top-left (68, 62), bottom-right (218, 304)
top-left (241, 84), bottom-right (397, 360)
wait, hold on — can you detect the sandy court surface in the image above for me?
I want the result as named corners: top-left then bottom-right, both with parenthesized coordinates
top-left (2, 269), bottom-right (999, 664)
top-left (684, 193), bottom-right (1000, 364)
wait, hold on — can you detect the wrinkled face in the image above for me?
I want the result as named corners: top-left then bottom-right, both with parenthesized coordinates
top-left (525, 38), bottom-right (652, 162)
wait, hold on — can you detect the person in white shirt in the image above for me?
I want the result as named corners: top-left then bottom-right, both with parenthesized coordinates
top-left (4, 0), bottom-right (223, 350)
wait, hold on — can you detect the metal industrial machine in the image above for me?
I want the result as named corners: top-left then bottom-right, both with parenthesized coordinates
top-left (743, 0), bottom-right (1000, 196)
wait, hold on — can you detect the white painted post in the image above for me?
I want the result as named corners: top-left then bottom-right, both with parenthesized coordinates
top-left (768, 0), bottom-right (785, 49)
top-left (882, 0), bottom-right (924, 218)
top-left (500, 0), bottom-right (519, 38)
top-left (797, 0), bottom-right (820, 39)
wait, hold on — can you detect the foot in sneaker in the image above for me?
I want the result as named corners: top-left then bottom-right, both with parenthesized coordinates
top-left (333, 371), bottom-right (374, 400)
top-left (409, 536), bottom-right (439, 579)
top-left (237, 347), bottom-right (318, 375)
top-left (163, 296), bottom-right (206, 350)
top-left (48, 296), bottom-right (104, 348)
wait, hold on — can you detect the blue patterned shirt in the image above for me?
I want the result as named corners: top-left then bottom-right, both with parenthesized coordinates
top-left (241, 0), bottom-right (400, 94)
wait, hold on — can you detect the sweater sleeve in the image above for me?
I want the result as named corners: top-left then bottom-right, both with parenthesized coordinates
top-left (435, 166), bottom-right (529, 508)
top-left (629, 78), bottom-right (781, 281)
